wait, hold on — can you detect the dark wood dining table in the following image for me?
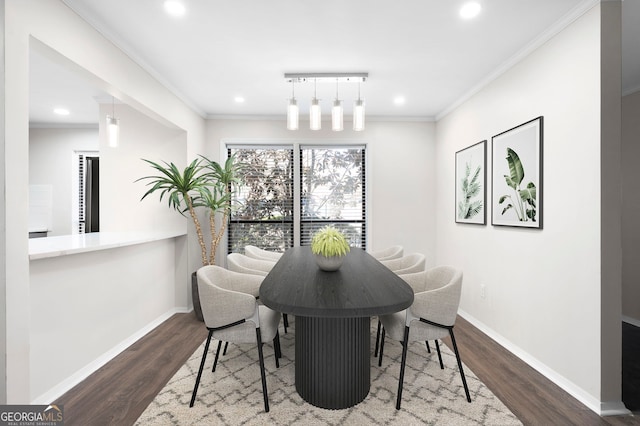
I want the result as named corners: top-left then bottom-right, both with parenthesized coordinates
top-left (259, 246), bottom-right (414, 409)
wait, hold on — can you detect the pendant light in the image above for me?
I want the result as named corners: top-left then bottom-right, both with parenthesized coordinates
top-left (310, 78), bottom-right (321, 131)
top-left (353, 82), bottom-right (365, 131)
top-left (106, 96), bottom-right (120, 147)
top-left (287, 80), bottom-right (299, 130)
top-left (332, 79), bottom-right (343, 131)
top-left (283, 73), bottom-right (368, 131)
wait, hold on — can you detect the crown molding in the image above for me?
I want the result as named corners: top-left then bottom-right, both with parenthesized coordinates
top-left (207, 114), bottom-right (434, 123)
top-left (61, 0), bottom-right (207, 119)
top-left (436, 0), bottom-right (600, 121)
top-left (29, 122), bottom-right (99, 129)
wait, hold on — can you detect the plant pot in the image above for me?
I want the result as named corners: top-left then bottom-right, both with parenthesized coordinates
top-left (315, 254), bottom-right (345, 272)
top-left (191, 271), bottom-right (204, 322)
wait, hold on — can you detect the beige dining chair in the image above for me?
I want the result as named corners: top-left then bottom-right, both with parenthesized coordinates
top-left (377, 266), bottom-right (471, 409)
top-left (227, 253), bottom-right (275, 277)
top-left (370, 245), bottom-right (404, 261)
top-left (227, 252), bottom-right (290, 333)
top-left (245, 245), bottom-right (284, 262)
top-left (190, 265), bottom-right (282, 412)
top-left (380, 253), bottom-right (426, 275)
top-left (374, 253), bottom-right (427, 357)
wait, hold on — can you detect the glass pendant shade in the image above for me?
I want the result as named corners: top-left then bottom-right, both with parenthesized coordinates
top-left (353, 99), bottom-right (365, 131)
top-left (332, 99), bottom-right (343, 131)
top-left (310, 98), bottom-right (321, 130)
top-left (106, 115), bottom-right (120, 147)
top-left (287, 98), bottom-right (299, 130)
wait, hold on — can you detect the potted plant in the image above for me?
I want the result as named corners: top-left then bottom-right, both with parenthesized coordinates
top-left (137, 154), bottom-right (244, 319)
top-left (311, 226), bottom-right (351, 271)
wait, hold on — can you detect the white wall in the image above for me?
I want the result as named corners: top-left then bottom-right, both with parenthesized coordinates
top-left (622, 90), bottom-right (640, 324)
top-left (29, 127), bottom-right (98, 236)
top-left (206, 119), bottom-right (437, 265)
top-left (435, 3), bottom-right (623, 414)
top-left (98, 103), bottom-right (186, 235)
top-left (29, 239), bottom-right (177, 402)
top-left (4, 0), bottom-right (206, 402)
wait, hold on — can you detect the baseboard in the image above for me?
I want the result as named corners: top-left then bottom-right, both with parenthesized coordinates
top-left (600, 401), bottom-right (633, 416)
top-left (623, 315), bottom-right (640, 328)
top-left (458, 309), bottom-right (631, 417)
top-left (31, 307), bottom-right (186, 404)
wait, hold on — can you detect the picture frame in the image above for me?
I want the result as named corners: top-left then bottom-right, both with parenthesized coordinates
top-left (455, 140), bottom-right (487, 225)
top-left (491, 116), bottom-right (543, 229)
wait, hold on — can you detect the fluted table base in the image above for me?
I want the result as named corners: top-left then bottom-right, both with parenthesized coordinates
top-left (295, 316), bottom-right (370, 409)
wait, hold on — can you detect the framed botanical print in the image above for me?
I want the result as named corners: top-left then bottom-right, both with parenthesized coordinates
top-left (491, 116), bottom-right (543, 229)
top-left (455, 140), bottom-right (486, 225)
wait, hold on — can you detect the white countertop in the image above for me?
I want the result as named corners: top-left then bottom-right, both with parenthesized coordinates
top-left (29, 231), bottom-right (186, 260)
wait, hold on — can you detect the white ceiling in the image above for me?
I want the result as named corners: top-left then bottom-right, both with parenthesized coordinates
top-left (30, 0), bottom-right (640, 125)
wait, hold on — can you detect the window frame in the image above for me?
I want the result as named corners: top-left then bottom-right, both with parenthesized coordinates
top-left (223, 139), bottom-right (369, 252)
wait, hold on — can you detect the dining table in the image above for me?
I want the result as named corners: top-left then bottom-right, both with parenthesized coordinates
top-left (259, 246), bottom-right (414, 409)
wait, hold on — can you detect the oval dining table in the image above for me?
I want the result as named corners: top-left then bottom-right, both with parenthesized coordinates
top-left (259, 246), bottom-right (414, 409)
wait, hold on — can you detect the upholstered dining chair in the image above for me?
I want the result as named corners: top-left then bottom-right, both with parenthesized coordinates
top-left (245, 245), bottom-right (283, 262)
top-left (380, 253), bottom-right (426, 275)
top-left (227, 253), bottom-right (275, 276)
top-left (377, 266), bottom-right (471, 409)
top-left (370, 245), bottom-right (404, 261)
top-left (374, 253), bottom-right (426, 356)
top-left (227, 252), bottom-right (290, 333)
top-left (190, 265), bottom-right (282, 413)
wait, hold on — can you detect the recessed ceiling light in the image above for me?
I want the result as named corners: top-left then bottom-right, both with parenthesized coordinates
top-left (393, 96), bottom-right (406, 105)
top-left (53, 107), bottom-right (70, 115)
top-left (164, 0), bottom-right (186, 17)
top-left (234, 96), bottom-right (245, 103)
top-left (459, 2), bottom-right (481, 20)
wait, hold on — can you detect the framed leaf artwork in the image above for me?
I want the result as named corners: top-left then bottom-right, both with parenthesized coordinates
top-left (455, 140), bottom-right (486, 225)
top-left (491, 116), bottom-right (543, 229)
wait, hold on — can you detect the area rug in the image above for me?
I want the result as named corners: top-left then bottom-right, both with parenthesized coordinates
top-left (135, 318), bottom-right (521, 425)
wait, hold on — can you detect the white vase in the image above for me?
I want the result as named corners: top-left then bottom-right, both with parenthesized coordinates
top-left (315, 254), bottom-right (345, 271)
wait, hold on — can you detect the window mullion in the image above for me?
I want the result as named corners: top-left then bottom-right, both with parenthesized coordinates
top-left (293, 142), bottom-right (301, 247)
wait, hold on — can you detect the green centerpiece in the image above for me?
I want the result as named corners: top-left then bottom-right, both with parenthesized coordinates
top-left (311, 226), bottom-right (351, 271)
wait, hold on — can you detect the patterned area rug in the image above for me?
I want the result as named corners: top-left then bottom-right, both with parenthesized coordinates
top-left (136, 318), bottom-right (521, 425)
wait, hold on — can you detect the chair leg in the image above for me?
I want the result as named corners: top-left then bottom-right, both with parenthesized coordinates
top-left (434, 340), bottom-right (444, 370)
top-left (190, 330), bottom-right (213, 407)
top-left (283, 314), bottom-right (289, 333)
top-left (223, 341), bottom-right (229, 356)
top-left (211, 340), bottom-right (222, 372)
top-left (425, 341), bottom-right (431, 353)
top-left (449, 329), bottom-right (471, 403)
top-left (272, 331), bottom-right (281, 368)
top-left (256, 328), bottom-right (270, 412)
top-left (378, 327), bottom-right (386, 367)
top-left (396, 326), bottom-right (410, 410)
top-left (374, 319), bottom-right (381, 357)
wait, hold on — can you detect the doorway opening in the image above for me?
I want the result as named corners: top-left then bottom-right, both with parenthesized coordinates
top-left (73, 151), bottom-right (100, 233)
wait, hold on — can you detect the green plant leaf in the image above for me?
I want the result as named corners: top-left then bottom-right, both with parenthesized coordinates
top-left (311, 226), bottom-right (351, 257)
top-left (504, 175), bottom-right (517, 190)
top-left (505, 148), bottom-right (525, 186)
top-left (526, 208), bottom-right (536, 221)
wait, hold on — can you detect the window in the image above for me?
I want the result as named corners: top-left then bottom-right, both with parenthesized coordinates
top-left (300, 146), bottom-right (366, 247)
top-left (227, 144), bottom-right (366, 253)
top-left (228, 146), bottom-right (294, 253)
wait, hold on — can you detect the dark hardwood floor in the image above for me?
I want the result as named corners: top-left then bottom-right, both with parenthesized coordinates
top-left (53, 313), bottom-right (207, 426)
top-left (54, 313), bottom-right (639, 425)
